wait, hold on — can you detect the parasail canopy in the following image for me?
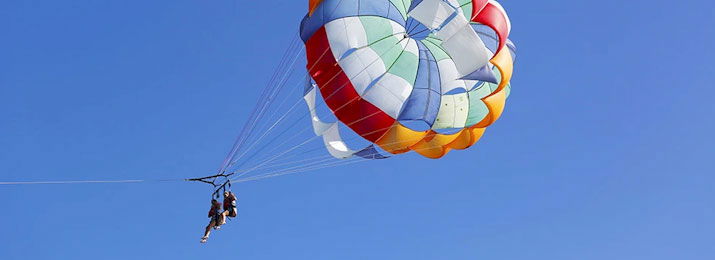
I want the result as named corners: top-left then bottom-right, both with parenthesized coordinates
top-left (301, 0), bottom-right (516, 159)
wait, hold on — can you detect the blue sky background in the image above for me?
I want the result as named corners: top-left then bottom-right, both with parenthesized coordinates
top-left (1, 0), bottom-right (714, 259)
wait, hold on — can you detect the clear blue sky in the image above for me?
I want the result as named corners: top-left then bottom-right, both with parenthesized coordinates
top-left (1, 0), bottom-right (714, 259)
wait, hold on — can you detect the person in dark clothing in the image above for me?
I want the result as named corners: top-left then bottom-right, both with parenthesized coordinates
top-left (200, 199), bottom-right (223, 243)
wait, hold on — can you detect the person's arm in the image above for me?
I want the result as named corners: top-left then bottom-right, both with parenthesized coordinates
top-left (208, 206), bottom-right (216, 217)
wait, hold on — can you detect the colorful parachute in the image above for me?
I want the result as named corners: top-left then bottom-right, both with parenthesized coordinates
top-left (300, 0), bottom-right (516, 159)
top-left (197, 0), bottom-right (518, 185)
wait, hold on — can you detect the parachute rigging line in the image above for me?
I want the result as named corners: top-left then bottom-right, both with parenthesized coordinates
top-left (224, 122), bottom-right (423, 183)
top-left (215, 0), bottom-right (372, 176)
top-left (229, 35), bottom-right (409, 173)
top-left (229, 132), bottom-right (497, 183)
top-left (231, 110), bottom-right (385, 181)
top-left (217, 35), bottom-right (304, 174)
top-left (221, 39), bottom-right (305, 173)
top-left (218, 37), bottom-right (300, 170)
top-left (199, 37), bottom-right (411, 188)
top-left (232, 157), bottom-right (370, 183)
top-left (230, 41), bottom-right (410, 173)
top-left (196, 38), bottom-right (405, 186)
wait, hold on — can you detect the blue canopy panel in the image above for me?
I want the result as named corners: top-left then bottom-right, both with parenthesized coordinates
top-left (471, 23), bottom-right (516, 60)
top-left (461, 64), bottom-right (498, 83)
top-left (407, 0), bottom-right (423, 11)
top-left (304, 76), bottom-right (315, 95)
top-left (354, 145), bottom-right (390, 159)
top-left (300, 0), bottom-right (407, 43)
top-left (404, 16), bottom-right (430, 40)
top-left (397, 41), bottom-right (441, 127)
top-left (506, 39), bottom-right (516, 60)
top-left (459, 24), bottom-right (517, 84)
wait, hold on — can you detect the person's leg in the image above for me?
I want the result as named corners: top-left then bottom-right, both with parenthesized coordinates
top-left (220, 211), bottom-right (228, 225)
top-left (213, 214), bottom-right (224, 229)
top-left (203, 220), bottom-right (216, 239)
top-left (220, 213), bottom-right (226, 225)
